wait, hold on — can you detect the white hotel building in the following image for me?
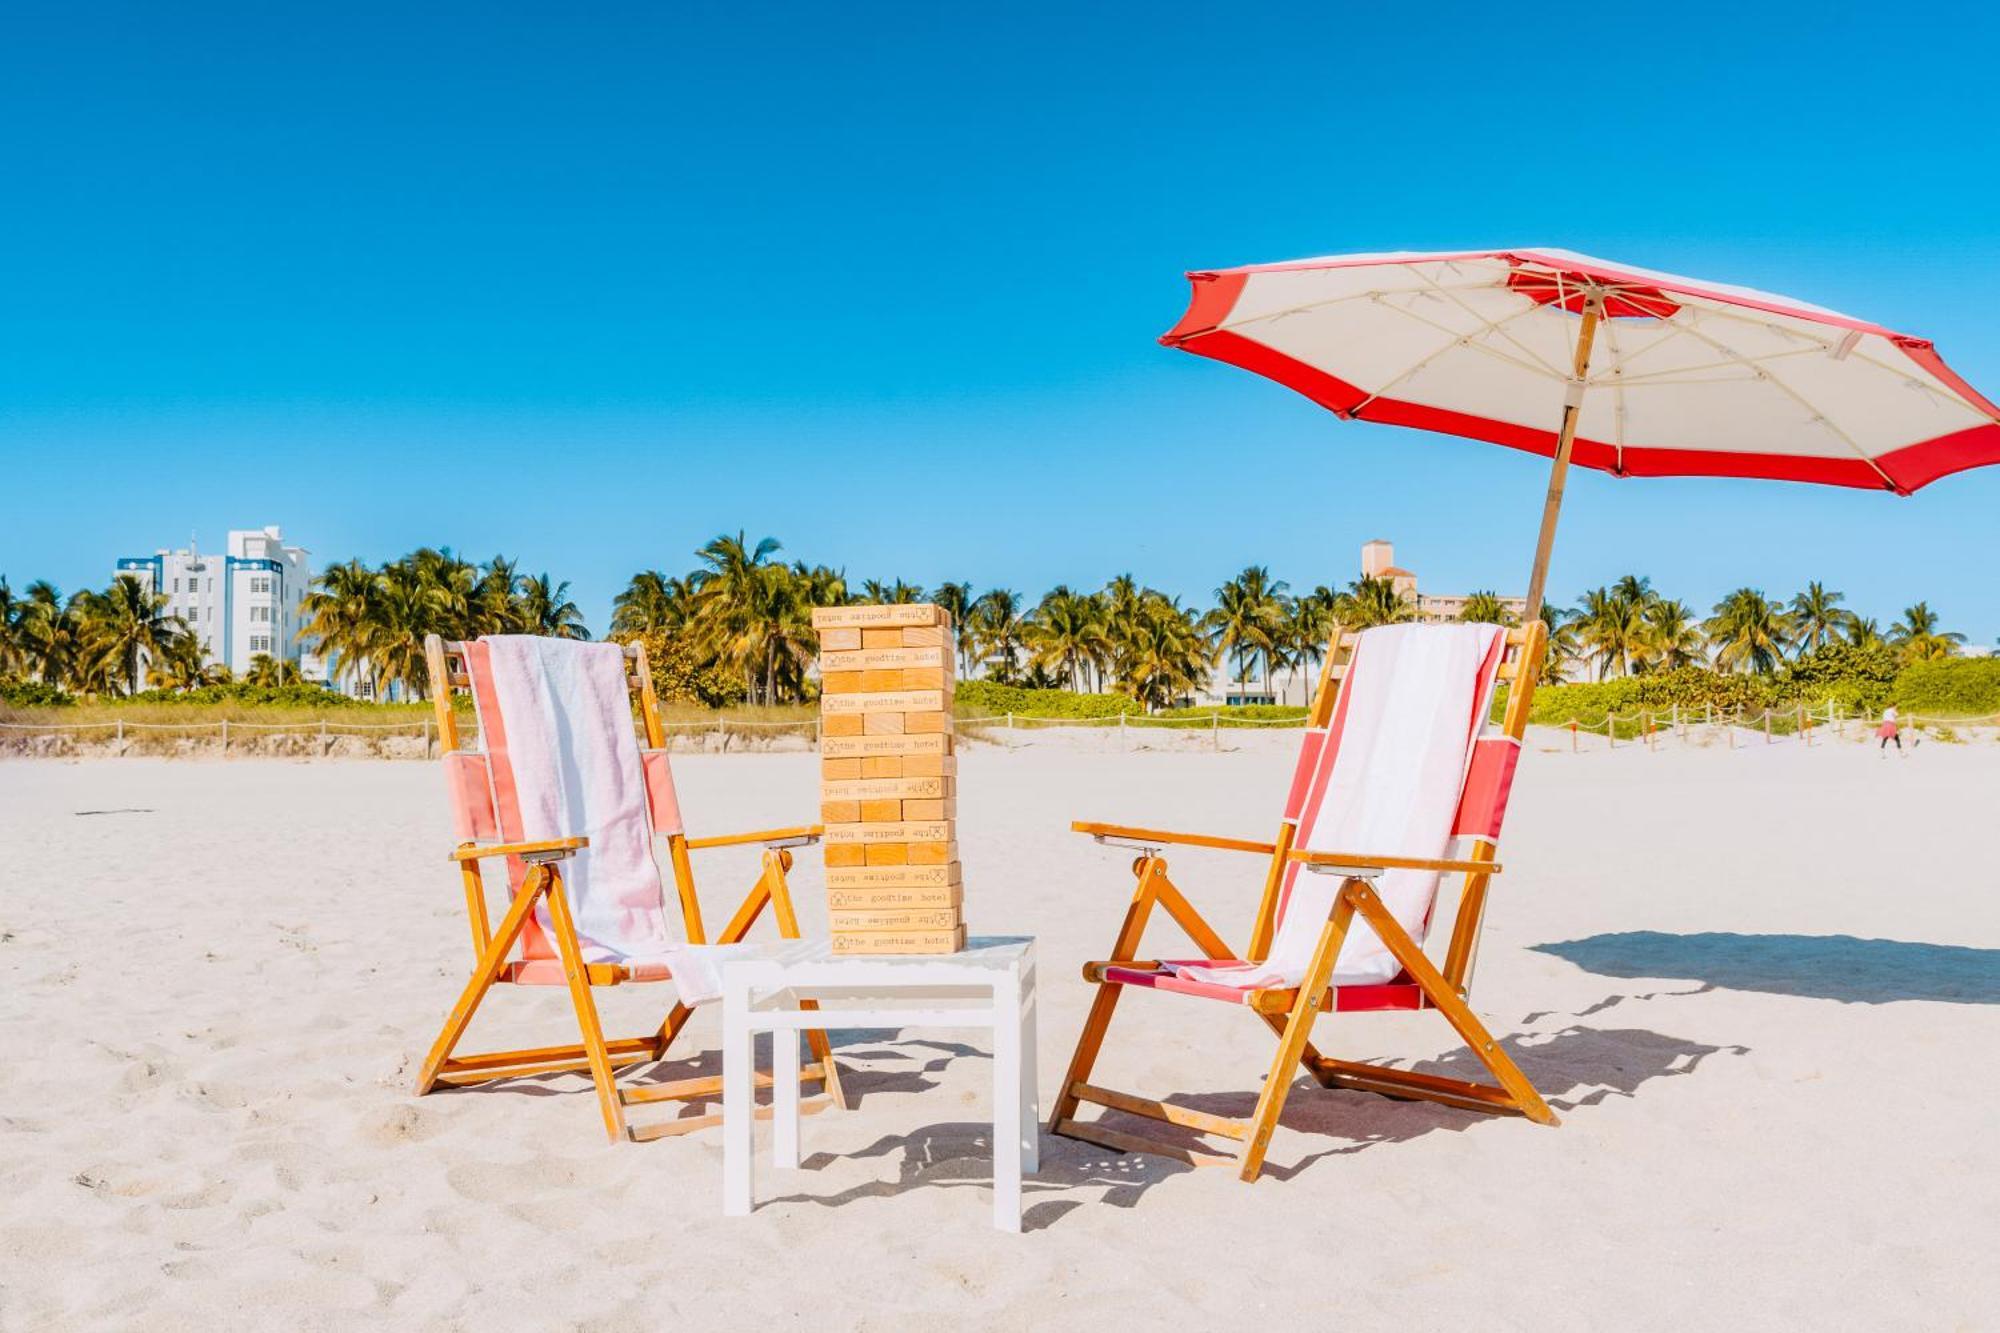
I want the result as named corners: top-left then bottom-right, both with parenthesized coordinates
top-left (115, 527), bottom-right (322, 680)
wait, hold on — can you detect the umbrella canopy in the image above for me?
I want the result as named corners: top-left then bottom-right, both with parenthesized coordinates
top-left (1161, 247), bottom-right (2000, 617)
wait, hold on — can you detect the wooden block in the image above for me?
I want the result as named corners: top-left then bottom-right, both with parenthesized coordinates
top-left (823, 862), bottom-right (962, 890)
top-left (821, 671), bottom-right (864, 694)
top-left (819, 627), bottom-right (861, 651)
top-left (820, 819), bottom-right (952, 845)
top-left (860, 755), bottom-right (903, 778)
top-left (831, 925), bottom-right (965, 955)
top-left (820, 646), bottom-right (950, 672)
top-left (821, 689), bottom-right (949, 716)
top-left (811, 604), bottom-right (943, 630)
top-left (823, 713), bottom-right (864, 737)
top-left (820, 757), bottom-right (862, 780)
top-left (821, 733), bottom-right (950, 759)
top-left (903, 709), bottom-right (952, 734)
top-left (822, 843), bottom-right (867, 868)
top-left (906, 840), bottom-right (957, 865)
top-left (819, 801), bottom-right (861, 824)
top-left (858, 798), bottom-right (903, 823)
top-left (901, 625), bottom-right (948, 648)
top-left (862, 711), bottom-right (905, 735)
top-left (899, 666), bottom-right (949, 689)
top-left (859, 669), bottom-right (903, 692)
top-left (828, 907), bottom-right (963, 932)
top-left (863, 842), bottom-right (909, 865)
top-left (819, 776), bottom-right (953, 802)
top-left (900, 752), bottom-right (954, 777)
top-left (861, 628), bottom-right (903, 648)
top-left (900, 798), bottom-right (954, 821)
top-left (826, 883), bottom-right (963, 910)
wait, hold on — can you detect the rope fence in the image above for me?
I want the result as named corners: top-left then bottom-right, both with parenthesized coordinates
top-left (3, 700), bottom-right (1994, 757)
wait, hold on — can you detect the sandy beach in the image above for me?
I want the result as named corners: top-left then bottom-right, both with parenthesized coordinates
top-left (2, 732), bottom-right (1995, 1331)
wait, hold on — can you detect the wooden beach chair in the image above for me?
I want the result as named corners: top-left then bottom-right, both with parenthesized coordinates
top-left (412, 633), bottom-right (845, 1142)
top-left (1049, 619), bottom-right (1554, 1181)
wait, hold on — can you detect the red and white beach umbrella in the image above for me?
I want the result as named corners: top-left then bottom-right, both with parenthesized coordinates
top-left (1162, 248), bottom-right (2000, 618)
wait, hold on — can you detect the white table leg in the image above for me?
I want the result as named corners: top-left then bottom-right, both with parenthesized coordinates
top-left (722, 982), bottom-right (754, 1217)
top-left (772, 998), bottom-right (801, 1170)
top-left (991, 975), bottom-right (1023, 1233)
top-left (1018, 969), bottom-right (1040, 1176)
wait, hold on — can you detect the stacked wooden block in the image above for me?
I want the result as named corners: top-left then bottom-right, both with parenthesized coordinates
top-left (813, 603), bottom-right (963, 954)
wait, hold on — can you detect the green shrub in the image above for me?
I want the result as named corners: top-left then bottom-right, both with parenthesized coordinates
top-left (0, 677), bottom-right (72, 707)
top-left (1896, 658), bottom-right (2000, 717)
top-left (1157, 703), bottom-right (1309, 721)
top-left (955, 681), bottom-right (1143, 719)
top-left (114, 682), bottom-right (364, 708)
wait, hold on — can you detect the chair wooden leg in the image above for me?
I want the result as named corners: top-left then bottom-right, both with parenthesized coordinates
top-left (1049, 856), bottom-right (1166, 1132)
top-left (766, 851), bottom-right (847, 1110)
top-left (1237, 883), bottom-right (1358, 1182)
top-left (1344, 880), bottom-right (1557, 1126)
top-left (543, 867), bottom-right (628, 1143)
top-left (415, 865), bottom-right (552, 1095)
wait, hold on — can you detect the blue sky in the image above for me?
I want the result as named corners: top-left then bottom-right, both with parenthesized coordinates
top-left (4, 2), bottom-right (1997, 642)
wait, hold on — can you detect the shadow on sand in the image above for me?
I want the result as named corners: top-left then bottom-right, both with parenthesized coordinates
top-left (1531, 931), bottom-right (2000, 1005)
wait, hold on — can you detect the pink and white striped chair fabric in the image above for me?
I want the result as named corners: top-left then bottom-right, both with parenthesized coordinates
top-left (1105, 621), bottom-right (1518, 1010)
top-left (445, 636), bottom-right (689, 985)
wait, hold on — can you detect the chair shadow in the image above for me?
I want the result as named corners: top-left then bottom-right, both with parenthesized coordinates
top-left (1082, 1022), bottom-right (1748, 1185)
top-left (1531, 931), bottom-right (2000, 1005)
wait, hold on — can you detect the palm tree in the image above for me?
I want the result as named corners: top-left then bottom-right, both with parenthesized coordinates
top-left (518, 574), bottom-right (589, 640)
top-left (1332, 575), bottom-right (1416, 630)
top-left (1206, 566), bottom-right (1289, 698)
top-left (242, 653), bottom-right (302, 687)
top-left (1457, 590), bottom-right (1515, 626)
top-left (1643, 598), bottom-right (1706, 670)
top-left (610, 570), bottom-right (693, 639)
top-left (1789, 582), bottom-right (1850, 654)
top-left (1113, 593), bottom-right (1214, 710)
top-left (1845, 615), bottom-right (1887, 650)
top-left (1024, 586), bottom-right (1110, 691)
top-left (930, 581), bottom-right (977, 675)
top-left (0, 577), bottom-right (21, 676)
top-left (689, 532), bottom-right (784, 700)
top-left (368, 561), bottom-right (446, 699)
top-left (1285, 587), bottom-right (1341, 699)
top-left (1705, 588), bottom-right (1793, 674)
top-left (861, 578), bottom-right (925, 604)
top-left (14, 581), bottom-right (78, 687)
top-left (147, 626), bottom-right (221, 691)
top-left (1573, 581), bottom-right (1653, 678)
top-left (473, 556), bottom-right (525, 635)
top-left (970, 589), bottom-right (1026, 683)
top-left (77, 574), bottom-right (179, 694)
top-left (299, 558), bottom-right (382, 696)
top-left (1538, 603), bottom-right (1585, 683)
top-left (1890, 602), bottom-right (1964, 662)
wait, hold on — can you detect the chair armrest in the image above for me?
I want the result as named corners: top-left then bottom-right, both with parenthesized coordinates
top-left (450, 836), bottom-right (589, 863)
top-left (1071, 821), bottom-right (1278, 856)
top-left (1286, 848), bottom-right (1499, 876)
top-left (683, 824), bottom-right (823, 851)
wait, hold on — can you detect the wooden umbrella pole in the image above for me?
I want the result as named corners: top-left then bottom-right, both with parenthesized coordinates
top-left (1522, 293), bottom-right (1605, 627)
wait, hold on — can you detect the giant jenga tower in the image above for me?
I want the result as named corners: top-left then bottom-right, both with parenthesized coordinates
top-left (812, 603), bottom-right (964, 954)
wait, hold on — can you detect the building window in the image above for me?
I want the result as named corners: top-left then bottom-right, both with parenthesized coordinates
top-left (251, 606), bottom-right (271, 622)
top-left (251, 635), bottom-right (272, 654)
top-left (251, 576), bottom-right (271, 594)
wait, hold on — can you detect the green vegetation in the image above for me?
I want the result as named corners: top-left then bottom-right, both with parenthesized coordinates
top-left (955, 681), bottom-right (1141, 719)
top-left (1895, 657), bottom-right (2000, 716)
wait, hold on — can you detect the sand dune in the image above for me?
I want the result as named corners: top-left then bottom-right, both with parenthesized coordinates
top-left (1, 732), bottom-right (1994, 1330)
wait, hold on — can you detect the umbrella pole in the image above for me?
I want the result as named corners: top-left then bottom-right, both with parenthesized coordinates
top-left (1522, 295), bottom-right (1605, 627)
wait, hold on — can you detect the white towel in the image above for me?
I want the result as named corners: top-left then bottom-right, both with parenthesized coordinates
top-left (1178, 622), bottom-right (1503, 989)
top-left (481, 636), bottom-right (677, 966)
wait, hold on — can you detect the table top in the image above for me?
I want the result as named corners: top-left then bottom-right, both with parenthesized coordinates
top-left (719, 935), bottom-right (1034, 986)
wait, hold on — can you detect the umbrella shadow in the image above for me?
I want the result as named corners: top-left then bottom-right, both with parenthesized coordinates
top-left (1531, 931), bottom-right (2000, 1005)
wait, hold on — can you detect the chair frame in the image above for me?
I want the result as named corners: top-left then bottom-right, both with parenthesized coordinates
top-left (412, 633), bottom-right (846, 1143)
top-left (1049, 620), bottom-right (1554, 1181)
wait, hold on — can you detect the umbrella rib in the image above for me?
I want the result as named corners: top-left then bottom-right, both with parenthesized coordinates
top-left (1607, 345), bottom-right (1834, 387)
top-left (1207, 280), bottom-right (1497, 337)
top-left (1603, 317), bottom-right (1627, 469)
top-left (1345, 301), bottom-right (1559, 419)
top-left (1410, 268), bottom-right (1570, 380)
top-left (1660, 315), bottom-right (1901, 489)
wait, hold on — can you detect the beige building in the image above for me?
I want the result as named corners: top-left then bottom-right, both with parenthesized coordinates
top-left (1362, 539), bottom-right (1526, 624)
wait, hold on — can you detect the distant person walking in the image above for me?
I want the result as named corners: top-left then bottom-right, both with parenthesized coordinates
top-left (1877, 705), bottom-right (1903, 755)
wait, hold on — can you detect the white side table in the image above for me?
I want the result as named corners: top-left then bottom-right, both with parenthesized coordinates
top-left (721, 936), bottom-right (1038, 1232)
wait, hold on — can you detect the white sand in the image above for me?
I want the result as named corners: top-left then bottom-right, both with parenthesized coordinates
top-left (2, 731), bottom-right (1995, 1330)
